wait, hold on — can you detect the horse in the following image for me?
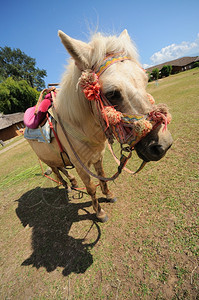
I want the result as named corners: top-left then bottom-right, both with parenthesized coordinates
top-left (26, 29), bottom-right (173, 222)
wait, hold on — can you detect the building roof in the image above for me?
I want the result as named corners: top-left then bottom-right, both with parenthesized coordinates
top-left (146, 56), bottom-right (199, 73)
top-left (0, 112), bottom-right (24, 130)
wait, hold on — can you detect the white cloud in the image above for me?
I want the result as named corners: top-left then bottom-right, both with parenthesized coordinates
top-left (150, 33), bottom-right (199, 65)
top-left (142, 63), bottom-right (151, 69)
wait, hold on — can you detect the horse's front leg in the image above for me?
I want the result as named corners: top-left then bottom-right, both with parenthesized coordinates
top-left (75, 167), bottom-right (108, 222)
top-left (94, 159), bottom-right (117, 203)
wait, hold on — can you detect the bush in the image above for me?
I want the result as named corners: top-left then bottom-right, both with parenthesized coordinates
top-left (151, 68), bottom-right (159, 80)
top-left (193, 62), bottom-right (199, 68)
top-left (161, 65), bottom-right (172, 77)
top-left (0, 77), bottom-right (39, 114)
top-left (168, 65), bottom-right (172, 74)
top-left (146, 71), bottom-right (153, 82)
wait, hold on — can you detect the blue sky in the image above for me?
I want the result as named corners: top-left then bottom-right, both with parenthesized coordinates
top-left (1, 0), bottom-right (199, 86)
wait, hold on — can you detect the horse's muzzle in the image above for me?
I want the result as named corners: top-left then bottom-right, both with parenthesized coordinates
top-left (134, 125), bottom-right (173, 162)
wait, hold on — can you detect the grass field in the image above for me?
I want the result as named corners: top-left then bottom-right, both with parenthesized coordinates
top-left (0, 69), bottom-right (198, 299)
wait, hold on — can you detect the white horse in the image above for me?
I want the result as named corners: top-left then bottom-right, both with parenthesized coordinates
top-left (27, 30), bottom-right (173, 222)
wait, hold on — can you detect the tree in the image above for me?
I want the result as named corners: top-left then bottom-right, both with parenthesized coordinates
top-left (168, 65), bottom-right (172, 74)
top-left (193, 62), bottom-right (199, 68)
top-left (0, 46), bottom-right (47, 91)
top-left (161, 65), bottom-right (172, 77)
top-left (151, 68), bottom-right (159, 80)
top-left (0, 77), bottom-right (39, 114)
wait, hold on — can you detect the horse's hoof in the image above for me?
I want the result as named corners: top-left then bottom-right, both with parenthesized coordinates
top-left (98, 214), bottom-right (108, 223)
top-left (96, 209), bottom-right (108, 223)
top-left (44, 167), bottom-right (52, 175)
top-left (66, 187), bottom-right (72, 193)
top-left (70, 179), bottom-right (78, 189)
top-left (107, 197), bottom-right (117, 203)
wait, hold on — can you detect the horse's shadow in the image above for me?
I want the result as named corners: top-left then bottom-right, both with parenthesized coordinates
top-left (15, 187), bottom-right (101, 276)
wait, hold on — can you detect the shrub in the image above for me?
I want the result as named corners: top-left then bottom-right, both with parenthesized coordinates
top-left (0, 77), bottom-right (39, 114)
top-left (193, 62), bottom-right (199, 68)
top-left (161, 65), bottom-right (172, 77)
top-left (151, 68), bottom-right (159, 80)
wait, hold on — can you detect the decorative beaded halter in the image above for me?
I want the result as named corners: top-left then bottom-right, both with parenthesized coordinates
top-left (78, 52), bottom-right (171, 150)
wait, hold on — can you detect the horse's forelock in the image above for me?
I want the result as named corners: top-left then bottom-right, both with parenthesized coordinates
top-left (89, 32), bottom-right (139, 70)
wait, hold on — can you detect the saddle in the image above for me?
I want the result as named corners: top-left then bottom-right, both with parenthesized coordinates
top-left (23, 87), bottom-right (57, 143)
top-left (24, 90), bottom-right (55, 129)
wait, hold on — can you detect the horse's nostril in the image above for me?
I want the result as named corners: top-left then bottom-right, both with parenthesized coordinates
top-left (149, 144), bottom-right (165, 157)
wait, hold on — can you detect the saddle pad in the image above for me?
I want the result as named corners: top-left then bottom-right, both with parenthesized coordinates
top-left (24, 118), bottom-right (51, 143)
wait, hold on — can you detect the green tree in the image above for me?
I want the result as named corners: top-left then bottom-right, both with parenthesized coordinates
top-left (168, 65), bottom-right (172, 74)
top-left (0, 77), bottom-right (39, 114)
top-left (146, 71), bottom-right (153, 82)
top-left (161, 65), bottom-right (172, 77)
top-left (0, 46), bottom-right (47, 90)
top-left (151, 68), bottom-right (159, 80)
top-left (193, 62), bottom-right (199, 68)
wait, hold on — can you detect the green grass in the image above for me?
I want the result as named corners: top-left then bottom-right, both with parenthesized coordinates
top-left (0, 69), bottom-right (199, 299)
top-left (0, 134), bottom-right (24, 150)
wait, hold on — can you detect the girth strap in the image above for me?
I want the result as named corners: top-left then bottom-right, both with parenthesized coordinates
top-left (46, 112), bottom-right (74, 169)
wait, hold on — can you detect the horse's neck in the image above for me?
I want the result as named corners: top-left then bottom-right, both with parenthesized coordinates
top-left (55, 68), bottom-right (106, 146)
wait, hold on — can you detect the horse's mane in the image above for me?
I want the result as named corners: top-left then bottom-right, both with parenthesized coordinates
top-left (55, 32), bottom-right (139, 131)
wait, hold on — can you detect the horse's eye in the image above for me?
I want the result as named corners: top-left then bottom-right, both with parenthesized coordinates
top-left (105, 90), bottom-right (122, 105)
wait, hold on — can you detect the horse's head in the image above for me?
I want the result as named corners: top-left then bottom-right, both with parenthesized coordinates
top-left (58, 30), bottom-right (173, 162)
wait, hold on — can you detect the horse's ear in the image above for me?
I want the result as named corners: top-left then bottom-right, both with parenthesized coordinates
top-left (58, 30), bottom-right (92, 70)
top-left (119, 29), bottom-right (131, 41)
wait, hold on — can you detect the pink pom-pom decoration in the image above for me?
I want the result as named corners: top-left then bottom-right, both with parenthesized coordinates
top-left (147, 93), bottom-right (155, 105)
top-left (101, 106), bottom-right (123, 125)
top-left (78, 70), bottom-right (101, 101)
top-left (133, 119), bottom-right (153, 137)
top-left (148, 104), bottom-right (172, 130)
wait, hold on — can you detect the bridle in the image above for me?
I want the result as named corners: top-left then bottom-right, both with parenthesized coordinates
top-left (95, 52), bottom-right (131, 76)
top-left (54, 52), bottom-right (171, 181)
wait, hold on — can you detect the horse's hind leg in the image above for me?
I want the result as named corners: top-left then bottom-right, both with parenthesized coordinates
top-left (94, 159), bottom-right (117, 203)
top-left (59, 167), bottom-right (78, 188)
top-left (75, 167), bottom-right (108, 222)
